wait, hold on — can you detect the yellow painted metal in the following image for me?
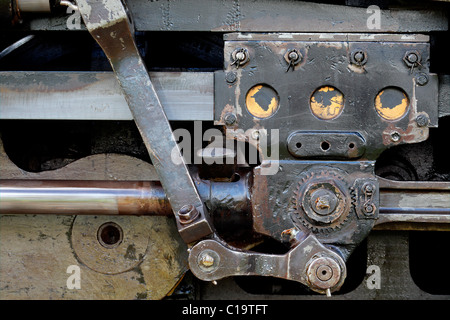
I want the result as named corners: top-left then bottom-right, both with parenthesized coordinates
top-left (310, 86), bottom-right (344, 120)
top-left (245, 84), bottom-right (280, 119)
top-left (375, 88), bottom-right (409, 121)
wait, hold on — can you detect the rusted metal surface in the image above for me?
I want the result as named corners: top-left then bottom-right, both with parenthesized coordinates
top-left (215, 33), bottom-right (439, 161)
top-left (0, 71), bottom-right (214, 121)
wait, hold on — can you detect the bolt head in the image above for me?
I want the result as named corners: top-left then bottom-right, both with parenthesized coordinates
top-left (199, 253), bottom-right (215, 267)
top-left (403, 50), bottom-right (421, 67)
top-left (288, 51), bottom-right (299, 61)
top-left (236, 51), bottom-right (246, 61)
top-left (415, 73), bottom-right (429, 86)
top-left (390, 132), bottom-right (401, 142)
top-left (197, 250), bottom-right (220, 272)
top-left (310, 189), bottom-right (338, 217)
top-left (225, 72), bottom-right (237, 84)
top-left (351, 49), bottom-right (367, 66)
top-left (178, 204), bottom-right (199, 224)
top-left (224, 112), bottom-right (237, 126)
top-left (407, 53), bottom-right (418, 63)
top-left (307, 256), bottom-right (342, 291)
top-left (415, 114), bottom-right (429, 127)
top-left (354, 51), bottom-right (364, 62)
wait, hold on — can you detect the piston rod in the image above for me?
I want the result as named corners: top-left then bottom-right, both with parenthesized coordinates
top-left (0, 177), bottom-right (251, 218)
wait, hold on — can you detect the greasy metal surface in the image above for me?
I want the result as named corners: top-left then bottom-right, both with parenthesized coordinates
top-left (75, 0), bottom-right (213, 243)
top-left (215, 34), bottom-right (439, 161)
top-left (18, 0), bottom-right (449, 32)
top-left (0, 71), bottom-right (214, 121)
top-left (189, 235), bottom-right (347, 295)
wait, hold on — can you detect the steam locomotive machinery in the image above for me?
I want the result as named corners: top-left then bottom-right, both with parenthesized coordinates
top-left (0, 0), bottom-right (449, 299)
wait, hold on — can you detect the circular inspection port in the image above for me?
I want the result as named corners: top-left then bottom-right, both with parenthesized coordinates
top-left (97, 222), bottom-right (124, 249)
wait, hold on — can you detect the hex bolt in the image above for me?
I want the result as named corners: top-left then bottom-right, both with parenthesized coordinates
top-left (415, 73), bottom-right (429, 86)
top-left (403, 50), bottom-right (422, 68)
top-left (178, 204), bottom-right (199, 224)
top-left (415, 114), bottom-right (429, 127)
top-left (364, 204), bottom-right (374, 214)
top-left (225, 72), bottom-right (237, 84)
top-left (390, 132), bottom-right (401, 142)
top-left (197, 250), bottom-right (220, 272)
top-left (224, 112), bottom-right (237, 126)
top-left (351, 49), bottom-right (367, 66)
top-left (251, 130), bottom-right (260, 140)
top-left (199, 252), bottom-right (215, 268)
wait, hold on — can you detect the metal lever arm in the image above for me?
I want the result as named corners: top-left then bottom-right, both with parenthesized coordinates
top-left (75, 0), bottom-right (212, 243)
top-left (188, 235), bottom-right (347, 294)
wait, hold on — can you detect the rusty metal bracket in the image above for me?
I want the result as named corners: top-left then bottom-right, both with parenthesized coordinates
top-left (188, 234), bottom-right (347, 295)
top-left (75, 0), bottom-right (212, 243)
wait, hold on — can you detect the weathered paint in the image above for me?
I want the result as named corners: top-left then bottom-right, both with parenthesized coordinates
top-left (310, 86), bottom-right (344, 120)
top-left (245, 84), bottom-right (279, 119)
top-left (375, 87), bottom-right (409, 121)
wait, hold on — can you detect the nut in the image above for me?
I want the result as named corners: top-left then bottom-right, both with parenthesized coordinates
top-left (307, 256), bottom-right (342, 291)
top-left (351, 49), bottom-right (367, 66)
top-left (403, 50), bottom-right (421, 68)
top-left (178, 204), bottom-right (200, 224)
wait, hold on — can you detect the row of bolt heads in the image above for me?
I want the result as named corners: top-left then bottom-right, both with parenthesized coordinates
top-left (227, 48), bottom-right (428, 84)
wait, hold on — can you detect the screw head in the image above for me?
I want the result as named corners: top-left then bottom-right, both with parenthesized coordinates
top-left (224, 112), bottom-right (237, 126)
top-left (390, 132), bottom-right (401, 142)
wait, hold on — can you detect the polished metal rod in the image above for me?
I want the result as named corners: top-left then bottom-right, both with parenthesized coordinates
top-left (0, 180), bottom-right (172, 215)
